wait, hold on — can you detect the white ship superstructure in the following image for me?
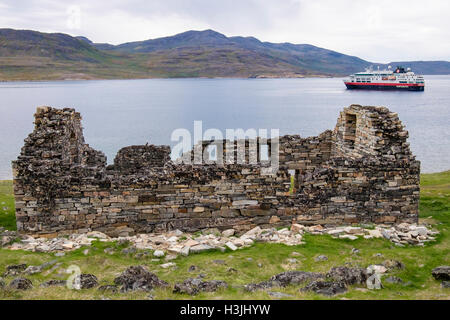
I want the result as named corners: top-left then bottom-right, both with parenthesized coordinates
top-left (344, 66), bottom-right (425, 91)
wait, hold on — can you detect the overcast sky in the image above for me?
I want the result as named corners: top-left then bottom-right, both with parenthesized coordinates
top-left (0, 0), bottom-right (449, 63)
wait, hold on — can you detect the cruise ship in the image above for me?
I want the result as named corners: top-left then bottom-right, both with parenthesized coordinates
top-left (344, 66), bottom-right (425, 91)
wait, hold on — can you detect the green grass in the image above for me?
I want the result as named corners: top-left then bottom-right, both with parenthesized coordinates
top-left (0, 171), bottom-right (449, 300)
top-left (0, 180), bottom-right (15, 230)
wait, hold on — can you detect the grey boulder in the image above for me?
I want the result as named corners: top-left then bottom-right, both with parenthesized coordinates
top-left (9, 278), bottom-right (33, 290)
top-left (432, 266), bottom-right (450, 281)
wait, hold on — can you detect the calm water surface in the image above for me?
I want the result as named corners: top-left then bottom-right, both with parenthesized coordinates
top-left (0, 76), bottom-right (449, 179)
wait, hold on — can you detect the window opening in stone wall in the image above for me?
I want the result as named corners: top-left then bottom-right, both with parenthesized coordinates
top-left (288, 169), bottom-right (302, 194)
top-left (260, 144), bottom-right (269, 161)
top-left (295, 169), bottom-right (302, 190)
top-left (288, 169), bottom-right (295, 194)
top-left (344, 113), bottom-right (357, 149)
top-left (207, 145), bottom-right (217, 161)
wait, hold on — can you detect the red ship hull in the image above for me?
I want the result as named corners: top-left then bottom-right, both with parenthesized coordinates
top-left (344, 82), bottom-right (424, 91)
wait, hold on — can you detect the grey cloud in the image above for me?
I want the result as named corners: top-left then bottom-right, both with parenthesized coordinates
top-left (0, 0), bottom-right (448, 61)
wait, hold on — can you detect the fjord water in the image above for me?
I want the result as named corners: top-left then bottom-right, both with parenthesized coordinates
top-left (0, 76), bottom-right (449, 179)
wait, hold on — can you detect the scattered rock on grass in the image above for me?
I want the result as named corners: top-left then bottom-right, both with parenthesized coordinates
top-left (188, 265), bottom-right (198, 272)
top-left (225, 242), bottom-right (237, 251)
top-left (3, 264), bottom-right (27, 277)
top-left (114, 266), bottom-right (168, 292)
top-left (134, 251), bottom-right (150, 260)
top-left (121, 247), bottom-right (137, 255)
top-left (382, 259), bottom-right (405, 271)
top-left (339, 235), bottom-right (358, 241)
top-left (314, 255), bottom-right (328, 262)
top-left (24, 266), bottom-right (42, 275)
top-left (160, 262), bottom-right (176, 269)
top-left (73, 274), bottom-right (98, 290)
top-left (98, 285), bottom-right (118, 293)
top-left (1, 235), bottom-right (16, 247)
top-left (3, 223), bottom-right (438, 254)
top-left (270, 271), bottom-right (324, 287)
top-left (190, 244), bottom-right (214, 253)
top-left (327, 266), bottom-right (367, 285)
top-left (173, 277), bottom-right (228, 295)
top-left (366, 265), bottom-right (387, 275)
top-left (244, 271), bottom-right (324, 292)
top-left (301, 280), bottom-right (347, 296)
top-left (268, 291), bottom-right (293, 298)
top-left (165, 254), bottom-right (177, 261)
top-left (9, 278), bottom-right (33, 290)
top-left (153, 250), bottom-right (165, 257)
top-left (40, 279), bottom-right (66, 288)
top-left (431, 266), bottom-right (450, 281)
top-left (24, 260), bottom-right (59, 275)
top-left (383, 276), bottom-right (404, 284)
top-left (373, 253), bottom-right (383, 258)
top-left (104, 248), bottom-right (115, 255)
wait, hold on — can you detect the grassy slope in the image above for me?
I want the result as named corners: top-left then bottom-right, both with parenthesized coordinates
top-left (0, 54), bottom-right (163, 81)
top-left (0, 49), bottom-right (311, 81)
top-left (0, 181), bottom-right (15, 230)
top-left (0, 171), bottom-right (448, 300)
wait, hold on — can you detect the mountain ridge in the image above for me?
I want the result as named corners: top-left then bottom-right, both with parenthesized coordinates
top-left (83, 29), bottom-right (450, 75)
top-left (1, 28), bottom-right (449, 81)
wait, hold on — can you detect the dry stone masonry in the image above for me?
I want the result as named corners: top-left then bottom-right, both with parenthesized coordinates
top-left (12, 104), bottom-right (420, 237)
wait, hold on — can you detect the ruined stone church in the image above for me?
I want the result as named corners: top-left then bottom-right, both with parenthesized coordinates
top-left (12, 104), bottom-right (420, 237)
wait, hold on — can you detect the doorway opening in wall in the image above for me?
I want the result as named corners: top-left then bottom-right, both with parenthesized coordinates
top-left (288, 169), bottom-right (302, 194)
top-left (344, 113), bottom-right (357, 148)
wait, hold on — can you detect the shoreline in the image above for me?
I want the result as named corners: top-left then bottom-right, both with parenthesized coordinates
top-left (0, 74), bottom-right (337, 83)
top-left (1, 74), bottom-right (448, 83)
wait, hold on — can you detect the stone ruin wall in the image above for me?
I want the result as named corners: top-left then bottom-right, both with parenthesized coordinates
top-left (12, 104), bottom-right (420, 237)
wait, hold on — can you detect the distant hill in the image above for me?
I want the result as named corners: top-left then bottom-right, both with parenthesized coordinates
top-left (1, 28), bottom-right (449, 81)
top-left (375, 61), bottom-right (450, 75)
top-left (0, 29), bottom-right (106, 62)
top-left (89, 29), bottom-right (370, 75)
top-left (0, 29), bottom-right (151, 81)
top-left (108, 30), bottom-right (233, 52)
